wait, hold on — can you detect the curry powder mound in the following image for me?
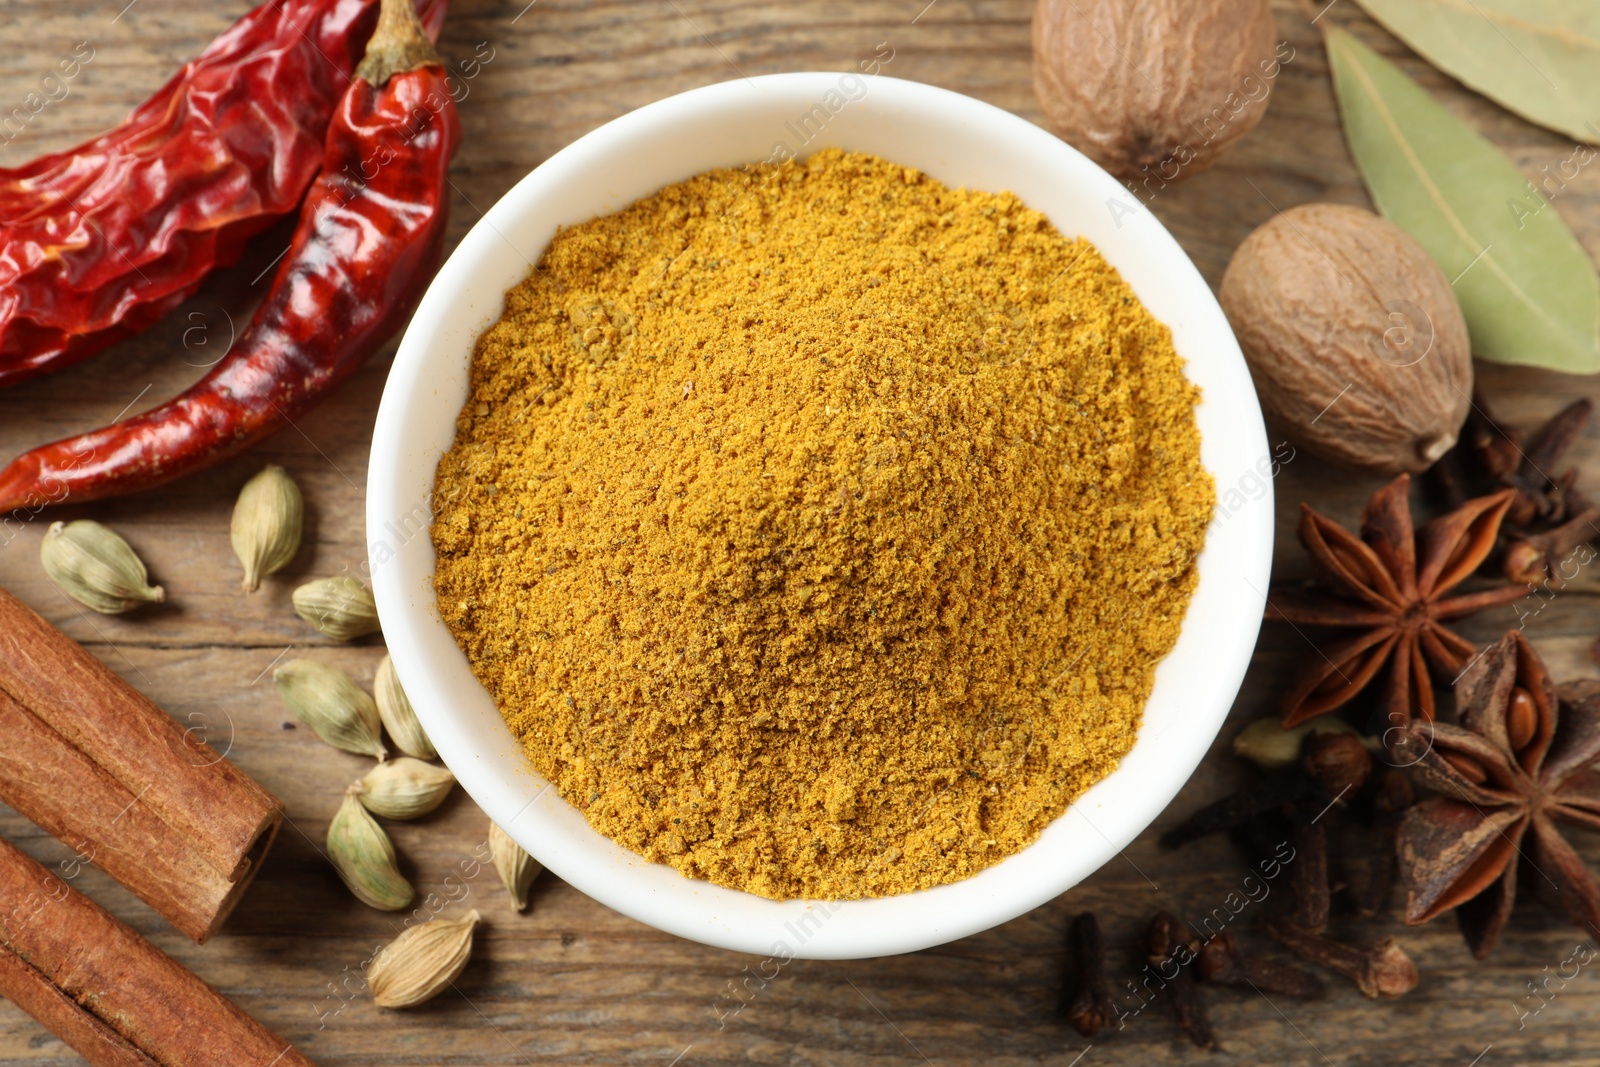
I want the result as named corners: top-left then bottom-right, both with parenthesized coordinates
top-left (432, 148), bottom-right (1214, 900)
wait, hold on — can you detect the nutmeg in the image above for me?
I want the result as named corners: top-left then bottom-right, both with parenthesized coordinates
top-left (1220, 203), bottom-right (1473, 475)
top-left (1032, 0), bottom-right (1280, 184)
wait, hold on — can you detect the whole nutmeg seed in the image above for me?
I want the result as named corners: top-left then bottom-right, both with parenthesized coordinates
top-left (1220, 203), bottom-right (1472, 475)
top-left (1032, 0), bottom-right (1279, 184)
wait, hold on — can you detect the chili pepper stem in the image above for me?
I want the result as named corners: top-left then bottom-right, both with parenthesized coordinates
top-left (358, 0), bottom-right (443, 85)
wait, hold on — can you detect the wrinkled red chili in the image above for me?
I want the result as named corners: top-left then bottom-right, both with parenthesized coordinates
top-left (0, 0), bottom-right (446, 389)
top-left (0, 0), bottom-right (461, 514)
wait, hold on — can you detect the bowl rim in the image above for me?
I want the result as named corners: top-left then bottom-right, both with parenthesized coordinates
top-left (369, 71), bottom-right (1273, 959)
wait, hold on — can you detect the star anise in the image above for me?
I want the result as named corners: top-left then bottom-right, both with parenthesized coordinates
top-left (1393, 630), bottom-right (1600, 958)
top-left (1267, 474), bottom-right (1524, 734)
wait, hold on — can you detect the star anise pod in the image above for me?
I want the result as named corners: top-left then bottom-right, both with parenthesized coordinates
top-left (1394, 630), bottom-right (1600, 958)
top-left (1267, 474), bottom-right (1523, 734)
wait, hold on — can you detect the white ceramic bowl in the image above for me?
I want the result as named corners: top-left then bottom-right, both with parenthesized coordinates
top-left (369, 73), bottom-right (1273, 959)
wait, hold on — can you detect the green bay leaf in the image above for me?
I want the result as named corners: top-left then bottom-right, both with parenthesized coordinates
top-left (1328, 27), bottom-right (1600, 373)
top-left (1354, 0), bottom-right (1600, 143)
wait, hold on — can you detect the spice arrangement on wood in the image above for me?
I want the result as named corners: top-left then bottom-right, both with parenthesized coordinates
top-left (4, 0), bottom-right (1600, 1060)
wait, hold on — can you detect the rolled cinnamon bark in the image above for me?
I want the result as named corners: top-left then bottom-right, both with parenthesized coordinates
top-left (0, 587), bottom-right (282, 941)
top-left (0, 835), bottom-right (315, 1067)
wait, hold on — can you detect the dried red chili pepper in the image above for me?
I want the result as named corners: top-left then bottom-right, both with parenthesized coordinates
top-left (0, 0), bottom-right (460, 513)
top-left (0, 0), bottom-right (447, 389)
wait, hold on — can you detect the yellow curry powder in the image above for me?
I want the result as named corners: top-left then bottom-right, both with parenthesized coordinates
top-left (432, 149), bottom-right (1213, 900)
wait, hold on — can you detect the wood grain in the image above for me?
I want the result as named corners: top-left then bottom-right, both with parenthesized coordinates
top-left (4, 0), bottom-right (1600, 1064)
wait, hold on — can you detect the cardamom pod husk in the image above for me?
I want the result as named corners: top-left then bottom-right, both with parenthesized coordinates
top-left (1232, 716), bottom-right (1361, 771)
top-left (231, 465), bottom-right (303, 593)
top-left (375, 654), bottom-right (436, 759)
top-left (40, 520), bottom-right (165, 615)
top-left (369, 910), bottom-right (480, 1009)
top-left (274, 659), bottom-right (385, 759)
top-left (354, 757), bottom-right (455, 820)
top-left (293, 575), bottom-right (380, 640)
top-left (489, 820), bottom-right (542, 911)
top-left (327, 791), bottom-right (414, 911)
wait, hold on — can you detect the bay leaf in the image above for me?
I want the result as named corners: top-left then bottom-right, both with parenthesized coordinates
top-left (1327, 27), bottom-right (1600, 373)
top-left (1353, 0), bottom-right (1600, 144)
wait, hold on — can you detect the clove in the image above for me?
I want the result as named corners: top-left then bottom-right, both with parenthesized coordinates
top-left (1195, 933), bottom-right (1323, 998)
top-left (1163, 732), bottom-right (1369, 850)
top-left (1146, 911), bottom-right (1214, 1051)
top-left (1063, 912), bottom-right (1115, 1037)
top-left (1509, 398), bottom-right (1593, 526)
top-left (1284, 820), bottom-right (1330, 933)
top-left (1351, 770), bottom-right (1411, 918)
top-left (1502, 505), bottom-right (1600, 586)
top-left (1262, 916), bottom-right (1418, 999)
top-left (1298, 732), bottom-right (1372, 802)
top-left (1430, 390), bottom-right (1594, 531)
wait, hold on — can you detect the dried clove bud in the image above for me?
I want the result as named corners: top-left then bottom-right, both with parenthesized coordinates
top-left (1300, 732), bottom-right (1371, 800)
top-left (1195, 933), bottom-right (1323, 998)
top-left (1063, 912), bottom-right (1115, 1037)
top-left (1146, 912), bottom-right (1213, 1051)
top-left (1285, 820), bottom-right (1330, 933)
top-left (1263, 916), bottom-right (1417, 999)
top-left (1160, 776), bottom-right (1314, 849)
top-left (1502, 506), bottom-right (1600, 586)
top-left (1440, 390), bottom-right (1593, 529)
top-left (1352, 770), bottom-right (1412, 918)
top-left (1166, 730), bottom-right (1370, 850)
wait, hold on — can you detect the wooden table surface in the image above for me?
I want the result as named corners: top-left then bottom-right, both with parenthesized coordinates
top-left (4, 1), bottom-right (1600, 1064)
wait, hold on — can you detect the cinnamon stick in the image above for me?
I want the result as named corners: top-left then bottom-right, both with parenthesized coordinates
top-left (0, 834), bottom-right (314, 1067)
top-left (0, 587), bottom-right (282, 941)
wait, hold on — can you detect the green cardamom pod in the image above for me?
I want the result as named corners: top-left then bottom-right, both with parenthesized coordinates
top-left (354, 757), bottom-right (455, 820)
top-left (293, 575), bottom-right (380, 641)
top-left (1232, 716), bottom-right (1361, 771)
top-left (40, 520), bottom-right (165, 615)
top-left (231, 465), bottom-right (303, 593)
top-left (274, 659), bottom-right (385, 759)
top-left (489, 820), bottom-right (542, 912)
top-left (327, 791), bottom-right (414, 911)
top-left (369, 910), bottom-right (480, 1008)
top-left (375, 654), bottom-right (437, 759)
